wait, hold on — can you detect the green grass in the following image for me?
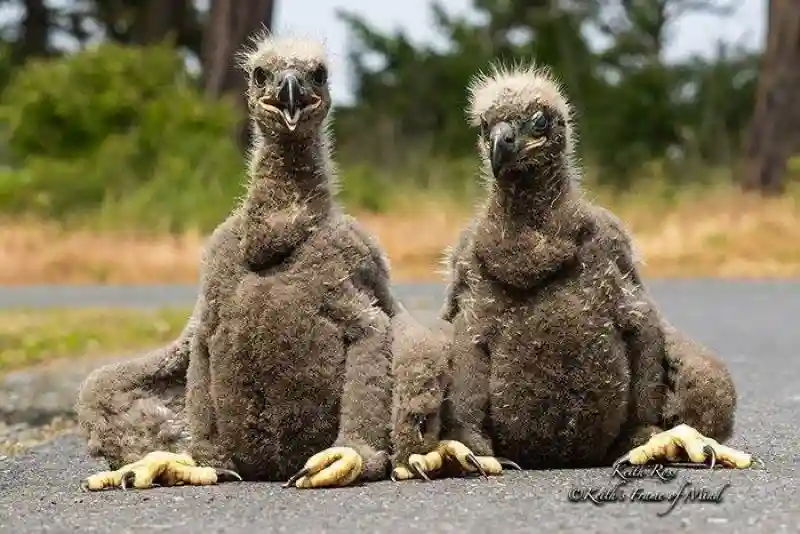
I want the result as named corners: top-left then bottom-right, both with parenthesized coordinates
top-left (0, 306), bottom-right (192, 374)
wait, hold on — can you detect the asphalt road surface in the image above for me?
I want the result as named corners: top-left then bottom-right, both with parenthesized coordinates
top-left (1, 280), bottom-right (799, 534)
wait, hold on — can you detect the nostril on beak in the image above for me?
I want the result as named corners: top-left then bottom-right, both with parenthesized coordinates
top-left (277, 75), bottom-right (296, 100)
top-left (489, 121), bottom-right (517, 177)
top-left (277, 71), bottom-right (305, 98)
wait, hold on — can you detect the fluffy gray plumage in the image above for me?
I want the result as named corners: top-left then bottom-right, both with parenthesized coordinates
top-left (389, 310), bottom-right (453, 468)
top-left (419, 62), bottom-right (739, 469)
top-left (76, 320), bottom-right (195, 470)
top-left (587, 204), bottom-right (737, 445)
top-left (76, 33), bottom-right (446, 485)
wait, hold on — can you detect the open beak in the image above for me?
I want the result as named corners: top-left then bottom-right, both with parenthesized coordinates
top-left (489, 122), bottom-right (517, 177)
top-left (276, 70), bottom-right (303, 131)
top-left (258, 69), bottom-right (323, 132)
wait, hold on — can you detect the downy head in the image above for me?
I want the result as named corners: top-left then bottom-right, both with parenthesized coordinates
top-left (466, 62), bottom-right (576, 184)
top-left (239, 32), bottom-right (332, 137)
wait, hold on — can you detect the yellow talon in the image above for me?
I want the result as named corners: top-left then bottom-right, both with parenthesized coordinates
top-left (285, 447), bottom-right (364, 489)
top-left (82, 451), bottom-right (242, 491)
top-left (391, 440), bottom-right (510, 481)
top-left (390, 465), bottom-right (416, 481)
top-left (619, 424), bottom-right (753, 469)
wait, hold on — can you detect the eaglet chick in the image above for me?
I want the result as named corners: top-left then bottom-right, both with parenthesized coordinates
top-left (79, 33), bottom-right (422, 491)
top-left (392, 62), bottom-right (754, 481)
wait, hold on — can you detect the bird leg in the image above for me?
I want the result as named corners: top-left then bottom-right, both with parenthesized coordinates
top-left (614, 424), bottom-right (755, 469)
top-left (284, 447), bottom-right (364, 489)
top-left (82, 451), bottom-right (242, 491)
top-left (391, 440), bottom-right (520, 481)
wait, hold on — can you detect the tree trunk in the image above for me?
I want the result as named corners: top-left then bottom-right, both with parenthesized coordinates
top-left (202, 0), bottom-right (276, 150)
top-left (129, 0), bottom-right (190, 46)
top-left (738, 0), bottom-right (800, 195)
top-left (80, 0), bottom-right (202, 56)
top-left (16, 0), bottom-right (51, 61)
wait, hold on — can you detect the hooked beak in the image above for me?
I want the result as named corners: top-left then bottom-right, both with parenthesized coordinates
top-left (489, 122), bottom-right (517, 177)
top-left (276, 70), bottom-right (304, 131)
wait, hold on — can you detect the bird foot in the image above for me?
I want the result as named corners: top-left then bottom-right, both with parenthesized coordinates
top-left (391, 440), bottom-right (520, 481)
top-left (614, 424), bottom-right (755, 469)
top-left (82, 451), bottom-right (242, 491)
top-left (284, 447), bottom-right (364, 489)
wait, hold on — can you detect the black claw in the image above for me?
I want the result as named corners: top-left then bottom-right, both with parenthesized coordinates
top-left (703, 445), bottom-right (717, 470)
top-left (410, 461), bottom-right (431, 482)
top-left (498, 458), bottom-right (522, 471)
top-left (215, 468), bottom-right (243, 483)
top-left (390, 470), bottom-right (398, 482)
top-left (79, 480), bottom-right (90, 492)
top-left (283, 467), bottom-right (311, 488)
top-left (413, 414), bottom-right (426, 442)
top-left (120, 471), bottom-right (135, 490)
top-left (465, 453), bottom-right (488, 478)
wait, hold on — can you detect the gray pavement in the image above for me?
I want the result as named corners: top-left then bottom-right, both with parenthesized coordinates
top-left (0, 283), bottom-right (446, 310)
top-left (0, 280), bottom-right (799, 533)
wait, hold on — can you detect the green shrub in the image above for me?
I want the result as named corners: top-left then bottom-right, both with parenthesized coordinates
top-left (337, 163), bottom-right (396, 213)
top-left (0, 41), bottom-right (195, 160)
top-left (0, 42), bottom-right (247, 231)
top-left (0, 42), bottom-right (490, 231)
top-left (0, 134), bottom-right (141, 219)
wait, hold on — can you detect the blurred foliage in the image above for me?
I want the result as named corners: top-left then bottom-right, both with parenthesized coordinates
top-left (337, 0), bottom-right (762, 187)
top-left (0, 42), bottom-right (248, 231)
top-left (0, 0), bottom-right (779, 230)
top-left (2, 42), bottom-right (190, 159)
top-left (0, 305), bottom-right (191, 373)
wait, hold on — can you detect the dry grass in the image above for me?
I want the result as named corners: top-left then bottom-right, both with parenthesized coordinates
top-left (0, 218), bottom-right (205, 285)
top-left (590, 182), bottom-right (800, 278)
top-left (1, 185), bottom-right (799, 285)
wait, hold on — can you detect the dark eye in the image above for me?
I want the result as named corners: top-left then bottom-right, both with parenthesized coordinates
top-left (311, 64), bottom-right (328, 85)
top-left (528, 110), bottom-right (549, 135)
top-left (252, 67), bottom-right (269, 87)
top-left (413, 414), bottom-right (428, 440)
